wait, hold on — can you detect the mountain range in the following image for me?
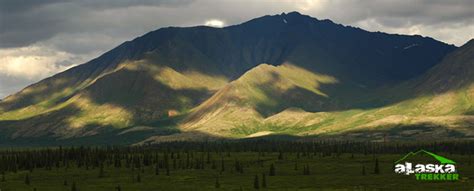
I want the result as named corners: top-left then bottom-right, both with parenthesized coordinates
top-left (0, 12), bottom-right (472, 145)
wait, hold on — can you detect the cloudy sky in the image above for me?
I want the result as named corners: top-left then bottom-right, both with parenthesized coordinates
top-left (0, 0), bottom-right (473, 99)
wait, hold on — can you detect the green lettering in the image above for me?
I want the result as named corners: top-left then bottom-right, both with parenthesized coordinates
top-left (439, 174), bottom-right (446, 180)
top-left (413, 173), bottom-right (459, 182)
top-left (433, 174), bottom-right (439, 180)
top-left (415, 174), bottom-right (421, 180)
top-left (421, 174), bottom-right (427, 180)
top-left (452, 174), bottom-right (459, 181)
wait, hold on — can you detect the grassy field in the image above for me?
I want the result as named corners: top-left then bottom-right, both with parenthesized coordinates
top-left (0, 151), bottom-right (472, 191)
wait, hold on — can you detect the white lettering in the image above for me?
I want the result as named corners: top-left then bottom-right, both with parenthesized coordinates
top-left (445, 164), bottom-right (456, 173)
top-left (394, 163), bottom-right (456, 175)
top-left (394, 164), bottom-right (405, 174)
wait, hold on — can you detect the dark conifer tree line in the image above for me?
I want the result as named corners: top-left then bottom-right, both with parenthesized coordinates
top-left (0, 140), bottom-right (472, 174)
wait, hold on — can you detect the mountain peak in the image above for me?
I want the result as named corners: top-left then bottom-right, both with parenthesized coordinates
top-left (279, 11), bottom-right (316, 21)
top-left (238, 11), bottom-right (319, 28)
top-left (281, 11), bottom-right (303, 17)
top-left (462, 38), bottom-right (474, 47)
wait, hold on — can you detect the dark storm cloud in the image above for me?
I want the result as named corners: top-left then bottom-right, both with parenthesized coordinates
top-left (76, 0), bottom-right (194, 10)
top-left (0, 3), bottom-right (67, 47)
top-left (0, 0), bottom-right (63, 13)
top-left (0, 0), bottom-right (193, 12)
top-left (314, 0), bottom-right (474, 27)
top-left (0, 0), bottom-right (193, 48)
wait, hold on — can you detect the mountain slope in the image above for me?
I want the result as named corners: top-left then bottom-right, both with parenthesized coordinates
top-left (412, 39), bottom-right (474, 94)
top-left (0, 12), bottom-right (459, 143)
top-left (0, 56), bottom-right (228, 138)
top-left (180, 63), bottom-right (343, 136)
top-left (217, 40), bottom-right (474, 140)
top-left (177, 40), bottom-right (473, 139)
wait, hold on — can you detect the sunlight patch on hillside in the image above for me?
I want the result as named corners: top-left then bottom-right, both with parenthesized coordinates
top-left (65, 94), bottom-right (133, 130)
top-left (123, 59), bottom-right (228, 91)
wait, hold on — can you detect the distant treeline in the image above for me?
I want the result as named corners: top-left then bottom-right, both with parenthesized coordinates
top-left (0, 140), bottom-right (472, 173)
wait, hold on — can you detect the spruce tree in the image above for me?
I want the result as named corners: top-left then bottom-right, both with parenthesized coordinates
top-left (215, 176), bottom-right (220, 188)
top-left (71, 181), bottom-right (77, 191)
top-left (307, 165), bottom-right (311, 175)
top-left (253, 175), bottom-right (259, 189)
top-left (469, 154), bottom-right (472, 166)
top-left (374, 158), bottom-right (380, 174)
top-left (269, 164), bottom-right (275, 176)
top-left (98, 163), bottom-right (105, 178)
top-left (303, 165), bottom-right (311, 175)
top-left (155, 164), bottom-right (159, 175)
top-left (207, 152), bottom-right (211, 164)
top-left (221, 158), bottom-right (225, 172)
top-left (165, 157), bottom-right (170, 176)
top-left (25, 173), bottom-right (30, 185)
top-left (116, 185), bottom-right (122, 191)
top-left (212, 160), bottom-right (216, 169)
top-left (262, 173), bottom-right (267, 188)
top-left (235, 161), bottom-right (240, 172)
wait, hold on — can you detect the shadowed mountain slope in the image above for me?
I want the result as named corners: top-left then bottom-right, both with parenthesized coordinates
top-left (205, 40), bottom-right (474, 141)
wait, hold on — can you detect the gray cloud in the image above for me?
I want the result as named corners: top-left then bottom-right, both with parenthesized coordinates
top-left (0, 75), bottom-right (32, 100)
top-left (314, 0), bottom-right (474, 25)
top-left (0, 0), bottom-right (193, 48)
top-left (0, 0), bottom-right (473, 98)
top-left (0, 0), bottom-right (63, 13)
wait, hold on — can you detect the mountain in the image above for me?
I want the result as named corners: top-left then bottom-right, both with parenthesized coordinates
top-left (175, 41), bottom-right (473, 140)
top-left (0, 12), bottom-right (463, 145)
top-left (411, 39), bottom-right (474, 94)
top-left (209, 40), bottom-right (474, 141)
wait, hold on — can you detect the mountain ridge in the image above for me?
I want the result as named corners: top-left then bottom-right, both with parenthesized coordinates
top-left (0, 12), bottom-right (467, 145)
